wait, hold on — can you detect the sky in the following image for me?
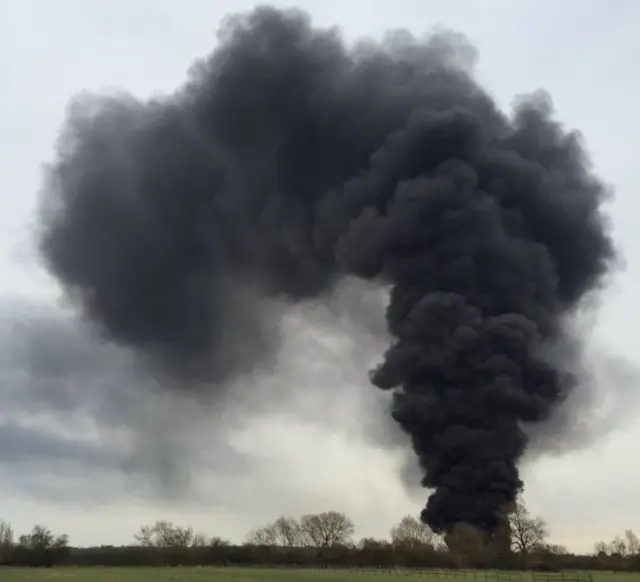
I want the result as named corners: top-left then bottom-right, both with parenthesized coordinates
top-left (1, 0), bottom-right (639, 553)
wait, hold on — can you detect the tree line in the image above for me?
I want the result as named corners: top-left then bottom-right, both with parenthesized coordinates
top-left (1, 500), bottom-right (639, 570)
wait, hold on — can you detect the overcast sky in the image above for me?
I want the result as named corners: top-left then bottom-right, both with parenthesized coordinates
top-left (1, 0), bottom-right (639, 553)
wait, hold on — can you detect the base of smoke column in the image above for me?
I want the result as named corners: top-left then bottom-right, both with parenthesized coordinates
top-left (445, 520), bottom-right (512, 569)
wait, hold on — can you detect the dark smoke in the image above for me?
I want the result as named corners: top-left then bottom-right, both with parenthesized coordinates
top-left (37, 7), bottom-right (616, 534)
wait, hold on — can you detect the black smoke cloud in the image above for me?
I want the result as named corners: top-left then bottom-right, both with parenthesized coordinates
top-left (37, 6), bottom-right (616, 534)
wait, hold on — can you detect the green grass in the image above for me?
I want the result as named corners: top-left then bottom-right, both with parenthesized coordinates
top-left (2, 569), bottom-right (640, 582)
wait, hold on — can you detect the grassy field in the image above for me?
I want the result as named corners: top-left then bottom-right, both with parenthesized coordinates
top-left (2, 569), bottom-right (639, 582)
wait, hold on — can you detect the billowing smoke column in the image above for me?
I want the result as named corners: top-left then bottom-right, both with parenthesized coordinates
top-left (37, 7), bottom-right (615, 534)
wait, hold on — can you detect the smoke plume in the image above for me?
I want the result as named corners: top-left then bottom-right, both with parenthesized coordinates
top-left (36, 6), bottom-right (616, 534)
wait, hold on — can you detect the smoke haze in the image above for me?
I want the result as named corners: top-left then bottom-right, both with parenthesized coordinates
top-left (36, 6), bottom-right (616, 533)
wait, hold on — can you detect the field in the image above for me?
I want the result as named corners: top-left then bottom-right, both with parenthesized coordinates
top-left (2, 569), bottom-right (640, 582)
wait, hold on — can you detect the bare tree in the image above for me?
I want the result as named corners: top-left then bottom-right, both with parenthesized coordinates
top-left (509, 500), bottom-right (548, 563)
top-left (133, 525), bottom-right (155, 547)
top-left (189, 533), bottom-right (230, 548)
top-left (625, 529), bottom-right (640, 557)
top-left (208, 536), bottom-right (230, 548)
top-left (191, 533), bottom-right (209, 547)
top-left (245, 526), bottom-right (277, 546)
top-left (299, 511), bottom-right (355, 548)
top-left (18, 525), bottom-right (68, 550)
top-left (390, 515), bottom-right (435, 548)
top-left (446, 523), bottom-right (487, 568)
top-left (246, 516), bottom-right (304, 547)
top-left (0, 520), bottom-right (14, 563)
top-left (593, 540), bottom-right (612, 570)
top-left (594, 529), bottom-right (640, 570)
top-left (0, 521), bottom-right (13, 545)
top-left (611, 535), bottom-right (627, 557)
top-left (594, 540), bottom-right (610, 556)
top-left (133, 520), bottom-right (197, 548)
top-left (542, 543), bottom-right (567, 555)
top-left (272, 516), bottom-right (303, 547)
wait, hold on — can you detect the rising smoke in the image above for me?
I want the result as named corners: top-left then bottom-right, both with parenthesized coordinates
top-left (37, 7), bottom-right (616, 534)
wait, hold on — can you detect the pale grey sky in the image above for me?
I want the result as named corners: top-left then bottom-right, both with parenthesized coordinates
top-left (1, 0), bottom-right (639, 553)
